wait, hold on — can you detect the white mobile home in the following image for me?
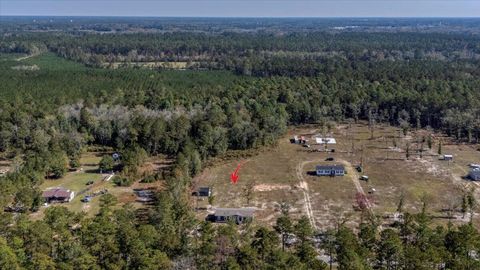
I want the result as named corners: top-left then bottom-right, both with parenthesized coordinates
top-left (315, 138), bottom-right (337, 145)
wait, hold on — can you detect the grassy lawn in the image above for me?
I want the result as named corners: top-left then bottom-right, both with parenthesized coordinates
top-left (21, 52), bottom-right (88, 71)
top-left (36, 152), bottom-right (108, 218)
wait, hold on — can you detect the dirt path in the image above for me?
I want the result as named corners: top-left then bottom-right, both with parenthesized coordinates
top-left (104, 173), bottom-right (114, 182)
top-left (337, 159), bottom-right (374, 215)
top-left (296, 159), bottom-right (323, 230)
top-left (16, 54), bottom-right (37, 61)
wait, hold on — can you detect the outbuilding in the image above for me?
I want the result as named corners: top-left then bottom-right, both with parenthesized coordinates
top-left (316, 165), bottom-right (345, 176)
top-left (469, 163), bottom-right (480, 169)
top-left (443, 154), bottom-right (453, 161)
top-left (194, 187), bottom-right (212, 197)
top-left (315, 137), bottom-right (337, 145)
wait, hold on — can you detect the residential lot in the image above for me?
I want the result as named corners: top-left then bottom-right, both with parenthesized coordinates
top-left (32, 152), bottom-right (166, 219)
top-left (194, 122), bottom-right (480, 230)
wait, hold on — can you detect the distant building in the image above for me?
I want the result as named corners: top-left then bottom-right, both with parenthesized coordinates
top-left (443, 154), bottom-right (453, 161)
top-left (469, 169), bottom-right (480, 181)
top-left (213, 208), bottom-right (255, 224)
top-left (315, 137), bottom-right (337, 144)
top-left (316, 165), bottom-right (345, 176)
top-left (42, 187), bottom-right (74, 203)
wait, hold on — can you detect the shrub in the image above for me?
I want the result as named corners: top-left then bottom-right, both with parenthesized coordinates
top-left (112, 176), bottom-right (134, 187)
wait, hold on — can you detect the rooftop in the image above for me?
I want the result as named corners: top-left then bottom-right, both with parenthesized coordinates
top-left (470, 169), bottom-right (480, 176)
top-left (315, 137), bottom-right (337, 144)
top-left (42, 187), bottom-right (72, 198)
top-left (316, 164), bottom-right (345, 171)
top-left (214, 208), bottom-right (255, 217)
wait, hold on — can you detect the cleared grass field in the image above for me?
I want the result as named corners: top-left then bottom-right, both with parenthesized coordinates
top-left (102, 61), bottom-right (197, 69)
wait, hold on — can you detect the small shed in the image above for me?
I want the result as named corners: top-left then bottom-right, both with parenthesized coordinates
top-left (194, 187), bottom-right (212, 197)
top-left (469, 169), bottom-right (480, 181)
top-left (213, 208), bottom-right (255, 224)
top-left (469, 163), bottom-right (480, 169)
top-left (316, 165), bottom-right (345, 176)
top-left (42, 187), bottom-right (75, 203)
top-left (443, 154), bottom-right (453, 161)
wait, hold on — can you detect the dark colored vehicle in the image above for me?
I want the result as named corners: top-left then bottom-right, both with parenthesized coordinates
top-left (356, 166), bottom-right (363, 172)
top-left (86, 180), bottom-right (94, 185)
top-left (325, 157), bottom-right (334, 161)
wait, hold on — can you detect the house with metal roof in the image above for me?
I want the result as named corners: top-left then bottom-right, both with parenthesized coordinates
top-left (42, 187), bottom-right (74, 203)
top-left (316, 165), bottom-right (345, 176)
top-left (213, 208), bottom-right (255, 224)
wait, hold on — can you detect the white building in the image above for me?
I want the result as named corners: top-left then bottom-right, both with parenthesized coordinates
top-left (315, 137), bottom-right (336, 144)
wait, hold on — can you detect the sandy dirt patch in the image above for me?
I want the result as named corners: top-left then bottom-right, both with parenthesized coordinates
top-left (254, 184), bottom-right (291, 192)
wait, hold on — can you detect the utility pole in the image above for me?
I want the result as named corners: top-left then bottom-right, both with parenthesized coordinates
top-left (360, 144), bottom-right (364, 169)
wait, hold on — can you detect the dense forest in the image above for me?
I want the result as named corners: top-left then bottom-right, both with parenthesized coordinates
top-left (2, 17), bottom-right (480, 269)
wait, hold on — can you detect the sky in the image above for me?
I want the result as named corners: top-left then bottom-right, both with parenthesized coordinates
top-left (1, 0), bottom-right (480, 17)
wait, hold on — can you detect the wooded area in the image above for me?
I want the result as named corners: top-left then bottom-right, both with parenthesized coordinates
top-left (2, 17), bottom-right (480, 269)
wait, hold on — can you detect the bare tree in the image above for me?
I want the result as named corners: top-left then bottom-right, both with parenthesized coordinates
top-left (243, 180), bottom-right (256, 206)
top-left (406, 142), bottom-right (411, 160)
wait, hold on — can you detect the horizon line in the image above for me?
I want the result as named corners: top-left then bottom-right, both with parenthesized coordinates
top-left (1, 15), bottom-right (480, 19)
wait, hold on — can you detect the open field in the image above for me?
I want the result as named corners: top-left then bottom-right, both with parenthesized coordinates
top-left (102, 61), bottom-right (197, 69)
top-left (194, 122), bottom-right (480, 230)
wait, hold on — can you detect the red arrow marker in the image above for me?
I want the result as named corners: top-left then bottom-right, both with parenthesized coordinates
top-left (230, 171), bottom-right (239, 184)
top-left (230, 162), bottom-right (245, 184)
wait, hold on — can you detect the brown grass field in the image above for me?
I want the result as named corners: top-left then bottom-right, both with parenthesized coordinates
top-left (194, 122), bottom-right (480, 230)
top-left (26, 121), bottom-right (480, 229)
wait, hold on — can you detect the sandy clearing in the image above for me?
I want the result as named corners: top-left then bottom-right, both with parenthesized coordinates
top-left (254, 184), bottom-right (291, 192)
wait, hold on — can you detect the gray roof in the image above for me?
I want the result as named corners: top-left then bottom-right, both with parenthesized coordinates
top-left (214, 208), bottom-right (255, 217)
top-left (42, 187), bottom-right (72, 199)
top-left (470, 169), bottom-right (480, 177)
top-left (316, 165), bottom-right (345, 171)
